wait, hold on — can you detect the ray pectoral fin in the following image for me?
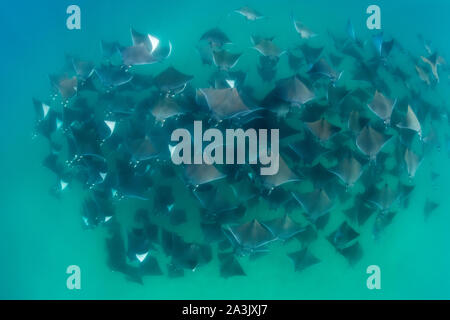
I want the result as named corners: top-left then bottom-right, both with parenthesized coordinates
top-left (288, 248), bottom-right (320, 272)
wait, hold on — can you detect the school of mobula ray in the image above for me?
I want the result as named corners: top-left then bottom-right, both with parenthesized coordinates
top-left (32, 5), bottom-right (449, 283)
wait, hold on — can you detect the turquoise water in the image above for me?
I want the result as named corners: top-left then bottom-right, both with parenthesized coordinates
top-left (0, 0), bottom-right (449, 299)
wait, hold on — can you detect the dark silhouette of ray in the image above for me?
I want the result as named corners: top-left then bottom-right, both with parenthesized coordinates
top-left (305, 162), bottom-right (335, 189)
top-left (308, 58), bottom-right (342, 81)
top-left (150, 96), bottom-right (185, 123)
top-left (172, 242), bottom-right (212, 271)
top-left (424, 199), bottom-right (439, 220)
top-left (42, 152), bottom-right (65, 178)
top-left (161, 229), bottom-right (182, 256)
top-left (328, 152), bottom-right (364, 187)
top-left (421, 52), bottom-right (443, 82)
top-left (201, 204), bottom-right (246, 227)
top-left (372, 32), bottom-right (384, 56)
top-left (390, 65), bottom-right (410, 83)
top-left (235, 6), bottom-right (264, 21)
top-left (322, 177), bottom-right (351, 204)
top-left (197, 87), bottom-right (251, 120)
top-left (287, 248), bottom-right (320, 272)
top-left (257, 55), bottom-right (278, 82)
top-left (341, 42), bottom-right (364, 61)
top-left (287, 132), bottom-right (330, 165)
top-left (263, 214), bottom-right (305, 241)
top-left (287, 51), bottom-right (303, 71)
top-left (381, 39), bottom-right (395, 58)
top-left (134, 209), bottom-right (159, 244)
top-left (367, 91), bottom-right (396, 125)
top-left (218, 253), bottom-right (246, 278)
top-left (252, 37), bottom-right (284, 58)
top-left (212, 50), bottom-right (242, 70)
top-left (431, 171), bottom-right (440, 182)
top-left (127, 136), bottom-right (160, 162)
top-left (105, 222), bottom-right (143, 284)
top-left (226, 219), bottom-right (276, 251)
top-left (367, 183), bottom-right (397, 212)
top-left (167, 262), bottom-right (184, 278)
top-left (101, 40), bottom-right (120, 59)
top-left (154, 67), bottom-right (193, 94)
top-left (230, 178), bottom-right (259, 203)
top-left (292, 188), bottom-right (334, 221)
top-left (127, 227), bottom-right (153, 262)
top-left (305, 118), bottom-right (341, 143)
top-left (415, 64), bottom-right (431, 85)
top-left (351, 87), bottom-right (372, 103)
top-left (239, 109), bottom-right (300, 138)
top-left (329, 52), bottom-right (343, 67)
top-left (95, 64), bottom-right (133, 88)
top-left (153, 186), bottom-right (175, 215)
top-left (119, 44), bottom-right (156, 66)
top-left (262, 187), bottom-right (294, 211)
top-left (104, 95), bottom-right (134, 118)
top-left (32, 99), bottom-right (61, 146)
top-left (184, 163), bottom-right (226, 187)
top-left (255, 94), bottom-right (295, 121)
top-left (275, 75), bottom-right (315, 106)
top-left (49, 74), bottom-right (78, 100)
top-left (404, 148), bottom-right (421, 178)
top-left (292, 17), bottom-right (317, 39)
top-left (162, 229), bottom-right (212, 271)
top-left (299, 102), bottom-right (328, 122)
top-left (344, 21), bottom-right (358, 47)
top-left (356, 126), bottom-right (392, 160)
top-left (196, 41), bottom-right (214, 65)
top-left (352, 61), bottom-right (378, 84)
top-left (115, 160), bottom-right (153, 200)
top-left (130, 28), bottom-right (152, 49)
top-left (261, 156), bottom-right (300, 191)
top-left (284, 197), bottom-right (300, 215)
top-left (298, 43), bottom-right (323, 64)
top-left (170, 209), bottom-right (187, 226)
top-left (193, 183), bottom-right (240, 221)
top-left (338, 241), bottom-right (363, 266)
top-left (343, 195), bottom-right (376, 226)
top-left (348, 110), bottom-right (370, 135)
top-left (327, 221), bottom-right (359, 250)
top-left (397, 183), bottom-right (415, 209)
top-left (32, 98), bottom-right (56, 124)
top-left (328, 30), bottom-right (352, 51)
top-left (373, 211), bottom-right (396, 239)
top-left (126, 30), bottom-right (172, 63)
top-left (396, 127), bottom-right (418, 148)
top-left (81, 192), bottom-right (114, 229)
top-left (72, 57), bottom-right (95, 81)
top-left (396, 105), bottom-right (422, 138)
top-left (371, 32), bottom-right (394, 59)
top-left (66, 123), bottom-right (104, 161)
top-left (200, 221), bottom-right (226, 243)
top-left (139, 254), bottom-right (163, 276)
top-left (295, 224), bottom-right (318, 248)
top-left (327, 84), bottom-right (351, 108)
top-left (218, 239), bottom-right (232, 251)
top-left (200, 28), bottom-right (231, 47)
top-left (209, 70), bottom-right (247, 89)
